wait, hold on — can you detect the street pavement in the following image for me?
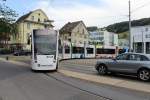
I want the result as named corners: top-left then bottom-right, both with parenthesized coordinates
top-left (0, 57), bottom-right (150, 100)
top-left (0, 59), bottom-right (109, 100)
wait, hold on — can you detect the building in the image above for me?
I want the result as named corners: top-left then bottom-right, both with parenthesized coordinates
top-left (131, 25), bottom-right (150, 54)
top-left (89, 29), bottom-right (118, 49)
top-left (59, 21), bottom-right (89, 46)
top-left (118, 32), bottom-right (129, 53)
top-left (12, 9), bottom-right (54, 50)
top-left (59, 21), bottom-right (90, 58)
top-left (88, 29), bottom-right (118, 58)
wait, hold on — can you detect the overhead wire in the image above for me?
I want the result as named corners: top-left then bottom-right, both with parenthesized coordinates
top-left (131, 0), bottom-right (150, 13)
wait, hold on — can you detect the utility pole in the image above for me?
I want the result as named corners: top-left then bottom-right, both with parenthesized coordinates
top-left (129, 0), bottom-right (132, 52)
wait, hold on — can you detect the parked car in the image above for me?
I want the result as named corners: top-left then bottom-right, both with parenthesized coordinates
top-left (13, 50), bottom-right (31, 56)
top-left (95, 53), bottom-right (150, 81)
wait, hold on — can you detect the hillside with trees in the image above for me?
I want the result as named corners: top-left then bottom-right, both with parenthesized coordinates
top-left (106, 18), bottom-right (150, 33)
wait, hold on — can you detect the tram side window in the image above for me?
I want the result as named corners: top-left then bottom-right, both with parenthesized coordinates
top-left (72, 47), bottom-right (84, 54)
top-left (65, 47), bottom-right (70, 54)
top-left (87, 48), bottom-right (93, 54)
top-left (97, 49), bottom-right (115, 54)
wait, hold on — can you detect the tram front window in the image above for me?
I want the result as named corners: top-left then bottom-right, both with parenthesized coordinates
top-left (34, 35), bottom-right (57, 55)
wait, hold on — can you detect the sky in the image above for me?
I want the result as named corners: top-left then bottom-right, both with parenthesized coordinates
top-left (4, 0), bottom-right (150, 29)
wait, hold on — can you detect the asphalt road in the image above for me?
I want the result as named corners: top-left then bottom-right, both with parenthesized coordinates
top-left (0, 59), bottom-right (150, 100)
top-left (60, 61), bottom-right (97, 75)
top-left (0, 60), bottom-right (108, 100)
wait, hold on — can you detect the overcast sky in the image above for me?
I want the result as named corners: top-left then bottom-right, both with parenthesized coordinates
top-left (4, 0), bottom-right (150, 29)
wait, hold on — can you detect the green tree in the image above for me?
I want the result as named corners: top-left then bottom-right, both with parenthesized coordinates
top-left (0, 0), bottom-right (18, 48)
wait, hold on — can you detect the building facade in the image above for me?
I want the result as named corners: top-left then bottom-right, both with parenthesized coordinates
top-left (59, 21), bottom-right (90, 58)
top-left (59, 21), bottom-right (89, 46)
top-left (12, 9), bottom-right (54, 50)
top-left (88, 29), bottom-right (118, 58)
top-left (131, 25), bottom-right (150, 54)
top-left (89, 29), bottom-right (118, 49)
top-left (118, 31), bottom-right (129, 53)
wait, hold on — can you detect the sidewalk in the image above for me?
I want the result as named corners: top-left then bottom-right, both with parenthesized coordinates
top-left (59, 69), bottom-right (150, 93)
top-left (0, 55), bottom-right (31, 63)
top-left (0, 57), bottom-right (29, 67)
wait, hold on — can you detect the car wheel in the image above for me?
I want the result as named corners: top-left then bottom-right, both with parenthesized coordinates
top-left (138, 69), bottom-right (150, 81)
top-left (98, 65), bottom-right (107, 75)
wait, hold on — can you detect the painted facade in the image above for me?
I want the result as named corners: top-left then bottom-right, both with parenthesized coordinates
top-left (12, 9), bottom-right (53, 50)
top-left (131, 25), bottom-right (150, 54)
top-left (89, 29), bottom-right (118, 49)
top-left (59, 21), bottom-right (89, 47)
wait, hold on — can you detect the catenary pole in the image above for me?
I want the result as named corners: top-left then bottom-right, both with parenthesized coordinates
top-left (129, 0), bottom-right (132, 52)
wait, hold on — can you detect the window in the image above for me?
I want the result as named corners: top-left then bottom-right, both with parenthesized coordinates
top-left (146, 42), bottom-right (150, 54)
top-left (72, 47), bottom-right (84, 54)
top-left (145, 34), bottom-right (150, 38)
top-left (44, 19), bottom-right (47, 22)
top-left (65, 47), bottom-right (70, 54)
top-left (96, 49), bottom-right (115, 54)
top-left (68, 39), bottom-right (71, 42)
top-left (59, 47), bottom-right (62, 53)
top-left (140, 55), bottom-right (149, 61)
top-left (134, 42), bottom-right (143, 53)
top-left (27, 23), bottom-right (30, 29)
top-left (116, 54), bottom-right (128, 60)
top-left (38, 18), bottom-right (40, 22)
top-left (38, 13), bottom-right (40, 16)
top-left (31, 16), bottom-right (34, 21)
top-left (128, 54), bottom-right (136, 60)
top-left (145, 28), bottom-right (148, 32)
top-left (27, 33), bottom-right (30, 45)
top-left (128, 54), bottom-right (142, 61)
top-left (86, 48), bottom-right (94, 54)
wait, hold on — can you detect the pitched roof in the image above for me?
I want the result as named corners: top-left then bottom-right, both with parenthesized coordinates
top-left (16, 9), bottom-right (50, 23)
top-left (16, 12), bottom-right (32, 23)
top-left (60, 21), bottom-right (82, 34)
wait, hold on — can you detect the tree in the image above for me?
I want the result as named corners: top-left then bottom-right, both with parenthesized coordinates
top-left (0, 0), bottom-right (18, 48)
top-left (106, 17), bottom-right (150, 33)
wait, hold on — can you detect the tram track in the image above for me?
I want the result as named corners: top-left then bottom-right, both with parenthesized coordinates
top-left (44, 72), bottom-right (112, 100)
